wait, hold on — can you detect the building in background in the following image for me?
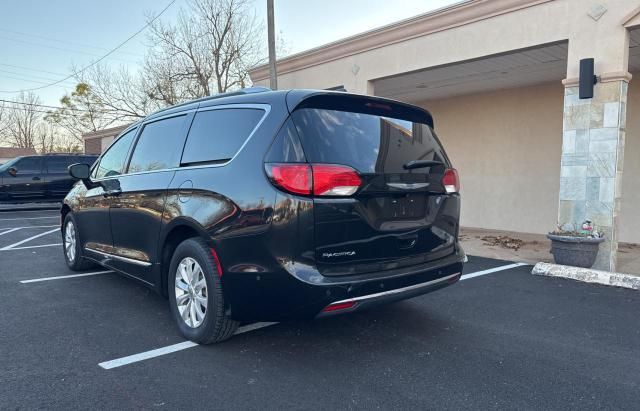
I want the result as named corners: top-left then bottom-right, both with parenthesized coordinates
top-left (82, 124), bottom-right (130, 155)
top-left (0, 147), bottom-right (37, 164)
top-left (250, 0), bottom-right (640, 272)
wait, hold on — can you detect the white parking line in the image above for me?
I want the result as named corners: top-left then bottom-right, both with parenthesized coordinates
top-left (20, 270), bottom-right (114, 283)
top-left (460, 262), bottom-right (528, 280)
top-left (3, 243), bottom-right (62, 251)
top-left (0, 227), bottom-right (22, 236)
top-left (0, 216), bottom-right (58, 221)
top-left (99, 322), bottom-right (279, 370)
top-left (0, 228), bottom-right (59, 250)
top-left (97, 262), bottom-right (528, 370)
top-left (0, 225), bottom-right (58, 232)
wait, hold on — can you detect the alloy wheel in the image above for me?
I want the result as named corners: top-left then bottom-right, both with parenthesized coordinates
top-left (175, 257), bottom-right (208, 328)
top-left (64, 221), bottom-right (76, 263)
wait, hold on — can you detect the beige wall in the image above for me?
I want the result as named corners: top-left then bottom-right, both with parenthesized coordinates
top-left (619, 72), bottom-right (640, 244)
top-left (417, 82), bottom-right (564, 235)
top-left (253, 0), bottom-right (635, 92)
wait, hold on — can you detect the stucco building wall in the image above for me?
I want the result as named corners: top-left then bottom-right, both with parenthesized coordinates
top-left (416, 82), bottom-right (564, 236)
top-left (620, 72), bottom-right (640, 244)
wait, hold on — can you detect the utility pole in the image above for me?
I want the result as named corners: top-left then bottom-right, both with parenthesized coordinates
top-left (267, 0), bottom-right (278, 90)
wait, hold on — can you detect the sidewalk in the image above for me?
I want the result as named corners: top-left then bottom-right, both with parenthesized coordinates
top-left (460, 227), bottom-right (640, 276)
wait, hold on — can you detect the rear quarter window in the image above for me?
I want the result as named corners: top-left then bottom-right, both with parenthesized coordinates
top-left (181, 108), bottom-right (264, 165)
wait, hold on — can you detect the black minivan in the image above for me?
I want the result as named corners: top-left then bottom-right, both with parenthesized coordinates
top-left (62, 88), bottom-right (464, 343)
top-left (0, 154), bottom-right (98, 203)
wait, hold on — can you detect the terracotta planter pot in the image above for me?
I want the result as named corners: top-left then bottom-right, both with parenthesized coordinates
top-left (547, 234), bottom-right (605, 268)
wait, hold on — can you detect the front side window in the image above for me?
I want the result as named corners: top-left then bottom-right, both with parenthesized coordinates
top-left (181, 108), bottom-right (264, 165)
top-left (94, 129), bottom-right (136, 179)
top-left (128, 115), bottom-right (187, 173)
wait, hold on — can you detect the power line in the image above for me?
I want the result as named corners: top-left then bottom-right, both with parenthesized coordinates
top-left (0, 0), bottom-right (176, 94)
top-left (0, 98), bottom-right (140, 117)
top-left (0, 36), bottom-right (138, 64)
top-left (0, 28), bottom-right (143, 58)
top-left (0, 63), bottom-right (67, 77)
top-left (0, 74), bottom-right (75, 90)
top-left (0, 105), bottom-right (127, 120)
top-left (0, 69), bottom-right (78, 86)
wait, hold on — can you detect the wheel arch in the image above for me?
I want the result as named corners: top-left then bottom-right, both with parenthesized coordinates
top-left (158, 218), bottom-right (212, 297)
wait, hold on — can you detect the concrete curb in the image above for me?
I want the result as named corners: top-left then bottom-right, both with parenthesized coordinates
top-left (532, 262), bottom-right (640, 290)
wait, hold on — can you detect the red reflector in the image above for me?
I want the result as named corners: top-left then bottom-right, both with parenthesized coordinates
top-left (210, 248), bottom-right (223, 277)
top-left (265, 164), bottom-right (312, 195)
top-left (442, 168), bottom-right (460, 194)
top-left (312, 164), bottom-right (361, 196)
top-left (322, 301), bottom-right (357, 312)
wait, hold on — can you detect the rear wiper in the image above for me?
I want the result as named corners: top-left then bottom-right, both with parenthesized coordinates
top-left (403, 160), bottom-right (444, 170)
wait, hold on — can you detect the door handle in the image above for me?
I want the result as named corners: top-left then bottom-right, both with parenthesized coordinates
top-left (103, 189), bottom-right (122, 197)
top-left (32, 176), bottom-right (41, 181)
top-left (398, 234), bottom-right (418, 250)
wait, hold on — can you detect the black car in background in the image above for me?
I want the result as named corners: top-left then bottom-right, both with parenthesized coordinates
top-left (0, 154), bottom-right (98, 203)
top-left (61, 87), bottom-right (464, 344)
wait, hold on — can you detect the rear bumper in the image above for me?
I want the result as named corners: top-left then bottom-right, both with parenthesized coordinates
top-left (223, 248), bottom-right (464, 322)
top-left (316, 272), bottom-right (460, 318)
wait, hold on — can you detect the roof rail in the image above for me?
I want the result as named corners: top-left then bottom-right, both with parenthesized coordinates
top-left (148, 86), bottom-right (272, 117)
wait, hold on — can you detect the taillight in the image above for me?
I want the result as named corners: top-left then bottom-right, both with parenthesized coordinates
top-left (265, 163), bottom-right (361, 197)
top-left (442, 168), bottom-right (460, 194)
top-left (312, 164), bottom-right (361, 196)
top-left (265, 164), bottom-right (312, 195)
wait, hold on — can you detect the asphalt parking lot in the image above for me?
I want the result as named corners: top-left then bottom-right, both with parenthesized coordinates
top-left (0, 208), bottom-right (639, 410)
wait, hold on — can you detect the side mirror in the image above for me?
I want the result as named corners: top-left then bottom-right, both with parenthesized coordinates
top-left (68, 163), bottom-right (96, 189)
top-left (69, 163), bottom-right (90, 180)
top-left (8, 167), bottom-right (17, 177)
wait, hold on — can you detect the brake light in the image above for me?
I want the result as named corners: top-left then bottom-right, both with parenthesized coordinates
top-left (265, 164), bottom-right (312, 195)
top-left (265, 163), bottom-right (361, 197)
top-left (442, 168), bottom-right (460, 194)
top-left (312, 164), bottom-right (362, 196)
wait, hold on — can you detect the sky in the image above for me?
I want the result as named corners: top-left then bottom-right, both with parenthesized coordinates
top-left (0, 0), bottom-right (459, 107)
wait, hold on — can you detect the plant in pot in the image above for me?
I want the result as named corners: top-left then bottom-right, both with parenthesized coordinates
top-left (547, 220), bottom-right (605, 268)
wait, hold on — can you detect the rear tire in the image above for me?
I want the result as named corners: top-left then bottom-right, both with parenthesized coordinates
top-left (62, 213), bottom-right (95, 271)
top-left (168, 238), bottom-right (238, 344)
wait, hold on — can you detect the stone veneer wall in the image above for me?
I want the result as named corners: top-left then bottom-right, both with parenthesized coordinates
top-left (560, 80), bottom-right (627, 271)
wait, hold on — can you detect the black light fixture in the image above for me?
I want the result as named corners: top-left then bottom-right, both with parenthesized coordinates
top-left (579, 58), bottom-right (597, 99)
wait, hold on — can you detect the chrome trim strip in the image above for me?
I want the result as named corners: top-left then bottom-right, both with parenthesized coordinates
top-left (386, 182), bottom-right (430, 189)
top-left (84, 247), bottom-right (152, 267)
top-left (330, 272), bottom-right (460, 305)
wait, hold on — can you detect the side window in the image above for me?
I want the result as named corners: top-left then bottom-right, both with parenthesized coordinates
top-left (14, 157), bottom-right (42, 174)
top-left (128, 115), bottom-right (187, 173)
top-left (46, 157), bottom-right (73, 173)
top-left (181, 108), bottom-right (264, 165)
top-left (94, 129), bottom-right (137, 179)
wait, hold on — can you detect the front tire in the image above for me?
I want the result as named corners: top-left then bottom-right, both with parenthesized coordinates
top-left (168, 238), bottom-right (238, 344)
top-left (62, 213), bottom-right (95, 271)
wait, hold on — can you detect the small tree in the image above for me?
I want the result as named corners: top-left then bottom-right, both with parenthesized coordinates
top-left (46, 83), bottom-right (127, 143)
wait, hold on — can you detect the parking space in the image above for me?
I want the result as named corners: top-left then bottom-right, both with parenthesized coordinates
top-left (1, 209), bottom-right (639, 409)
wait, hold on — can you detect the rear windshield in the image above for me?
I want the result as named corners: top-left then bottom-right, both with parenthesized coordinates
top-left (291, 108), bottom-right (448, 173)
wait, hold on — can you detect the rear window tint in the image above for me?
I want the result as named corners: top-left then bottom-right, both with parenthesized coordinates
top-left (182, 108), bottom-right (264, 165)
top-left (291, 109), bottom-right (448, 173)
